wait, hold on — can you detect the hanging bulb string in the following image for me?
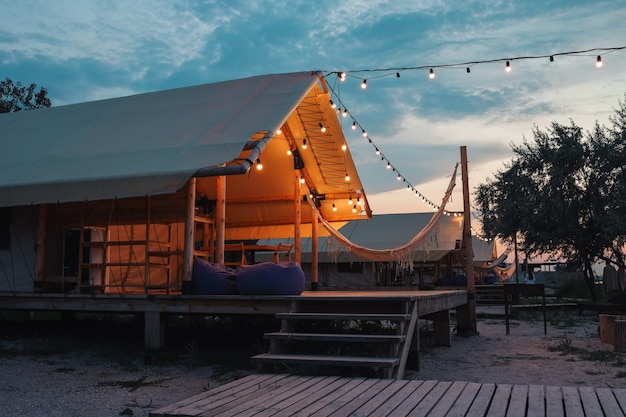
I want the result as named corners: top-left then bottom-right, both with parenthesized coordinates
top-left (326, 83), bottom-right (461, 214)
top-left (322, 46), bottom-right (625, 80)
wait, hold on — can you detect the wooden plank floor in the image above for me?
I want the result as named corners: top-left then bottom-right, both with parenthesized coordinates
top-left (150, 373), bottom-right (626, 417)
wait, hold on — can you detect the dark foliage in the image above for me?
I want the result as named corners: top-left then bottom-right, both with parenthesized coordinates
top-left (1, 77), bottom-right (51, 112)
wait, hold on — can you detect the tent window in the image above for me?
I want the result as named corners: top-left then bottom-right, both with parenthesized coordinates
top-left (0, 208), bottom-right (10, 250)
top-left (337, 262), bottom-right (364, 274)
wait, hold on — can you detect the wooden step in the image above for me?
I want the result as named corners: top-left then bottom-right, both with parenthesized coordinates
top-left (263, 332), bottom-right (405, 343)
top-left (275, 312), bottom-right (411, 321)
top-left (251, 353), bottom-right (399, 368)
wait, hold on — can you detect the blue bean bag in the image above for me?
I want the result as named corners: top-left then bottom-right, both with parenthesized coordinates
top-left (236, 262), bottom-right (305, 295)
top-left (192, 258), bottom-right (238, 295)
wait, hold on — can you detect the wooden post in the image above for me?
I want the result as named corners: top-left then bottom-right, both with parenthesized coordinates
top-left (182, 178), bottom-right (196, 293)
top-left (35, 204), bottom-right (47, 291)
top-left (215, 176), bottom-right (226, 264)
top-left (311, 210), bottom-right (318, 290)
top-left (144, 311), bottom-right (165, 350)
top-left (456, 146), bottom-right (477, 334)
top-left (294, 171), bottom-right (301, 265)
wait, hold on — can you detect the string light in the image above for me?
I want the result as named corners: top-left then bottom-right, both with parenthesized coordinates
top-left (256, 158), bottom-right (263, 171)
top-left (329, 99), bottom-right (336, 109)
top-left (332, 203), bottom-right (337, 211)
top-left (348, 195), bottom-right (353, 205)
top-left (321, 46), bottom-right (626, 213)
top-left (341, 143), bottom-right (347, 151)
top-left (301, 138), bottom-right (307, 149)
top-left (299, 176), bottom-right (305, 184)
top-left (319, 122), bottom-right (326, 133)
top-left (345, 172), bottom-right (350, 182)
top-left (352, 205), bottom-right (357, 213)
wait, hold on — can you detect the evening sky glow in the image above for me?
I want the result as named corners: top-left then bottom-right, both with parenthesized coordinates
top-left (2, 0), bottom-right (625, 217)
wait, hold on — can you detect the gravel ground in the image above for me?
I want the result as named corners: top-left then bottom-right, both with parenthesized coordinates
top-left (1, 307), bottom-right (624, 417)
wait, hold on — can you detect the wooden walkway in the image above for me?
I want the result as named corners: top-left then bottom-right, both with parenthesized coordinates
top-left (150, 373), bottom-right (626, 417)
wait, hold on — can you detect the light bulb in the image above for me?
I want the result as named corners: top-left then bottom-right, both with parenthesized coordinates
top-left (302, 138), bottom-right (307, 149)
top-left (341, 143), bottom-right (347, 151)
top-left (332, 203), bottom-right (337, 211)
top-left (348, 195), bottom-right (353, 205)
top-left (549, 56), bottom-right (554, 62)
top-left (319, 123), bottom-right (326, 133)
top-left (345, 173), bottom-right (350, 181)
top-left (286, 149), bottom-right (292, 155)
top-left (362, 129), bottom-right (367, 137)
top-left (429, 68), bottom-right (435, 79)
top-left (299, 176), bottom-right (305, 184)
top-left (329, 99), bottom-right (336, 109)
top-left (256, 158), bottom-right (263, 170)
top-left (505, 61), bottom-right (511, 72)
top-left (342, 109), bottom-right (348, 118)
top-left (339, 72), bottom-right (346, 81)
top-left (375, 148), bottom-right (380, 155)
top-left (276, 128), bottom-right (282, 135)
top-left (352, 205), bottom-right (357, 213)
top-left (361, 79), bottom-right (367, 89)
top-left (596, 55), bottom-right (603, 68)
top-left (386, 162), bottom-right (391, 170)
top-left (351, 121), bottom-right (357, 130)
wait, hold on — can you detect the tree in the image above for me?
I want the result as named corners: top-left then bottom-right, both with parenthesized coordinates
top-left (1, 77), bottom-right (51, 113)
top-left (475, 97), bottom-right (626, 301)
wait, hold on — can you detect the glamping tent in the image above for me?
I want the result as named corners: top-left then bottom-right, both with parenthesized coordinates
top-left (256, 212), bottom-right (497, 288)
top-left (0, 71), bottom-right (371, 294)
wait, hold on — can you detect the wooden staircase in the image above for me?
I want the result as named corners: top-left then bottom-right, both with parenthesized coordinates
top-left (251, 296), bottom-right (420, 379)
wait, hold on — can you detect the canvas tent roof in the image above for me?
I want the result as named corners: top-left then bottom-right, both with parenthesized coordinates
top-left (257, 212), bottom-right (466, 263)
top-left (0, 72), bottom-right (371, 237)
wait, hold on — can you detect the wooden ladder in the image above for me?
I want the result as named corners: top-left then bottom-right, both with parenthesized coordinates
top-left (251, 297), bottom-right (419, 379)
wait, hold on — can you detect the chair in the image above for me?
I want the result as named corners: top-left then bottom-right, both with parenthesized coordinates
top-left (272, 243), bottom-right (293, 263)
top-left (224, 242), bottom-right (246, 266)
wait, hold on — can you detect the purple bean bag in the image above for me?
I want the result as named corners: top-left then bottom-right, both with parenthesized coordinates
top-left (236, 262), bottom-right (305, 295)
top-left (192, 258), bottom-right (238, 295)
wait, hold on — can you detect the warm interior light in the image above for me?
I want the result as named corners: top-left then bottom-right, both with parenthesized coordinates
top-left (286, 149), bottom-right (292, 155)
top-left (302, 138), bottom-right (307, 149)
top-left (361, 79), bottom-right (367, 89)
top-left (596, 55), bottom-right (603, 68)
top-left (348, 195), bottom-right (353, 205)
top-left (332, 203), bottom-right (337, 211)
top-left (299, 176), bottom-right (305, 184)
top-left (345, 173), bottom-right (350, 181)
top-left (276, 128), bottom-right (282, 135)
top-left (505, 61), bottom-right (512, 72)
top-left (429, 68), bottom-right (435, 79)
top-left (341, 143), bottom-right (347, 151)
top-left (352, 205), bottom-right (357, 213)
top-left (256, 158), bottom-right (263, 170)
top-left (396, 174), bottom-right (402, 181)
top-left (351, 121), bottom-right (357, 130)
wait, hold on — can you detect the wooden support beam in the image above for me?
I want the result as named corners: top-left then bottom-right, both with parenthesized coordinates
top-left (294, 171), bottom-right (301, 264)
top-left (144, 311), bottom-right (165, 350)
top-left (182, 178), bottom-right (196, 291)
top-left (215, 176), bottom-right (226, 264)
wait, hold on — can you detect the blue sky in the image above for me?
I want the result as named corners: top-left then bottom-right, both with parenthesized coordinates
top-left (2, 0), bottom-right (625, 216)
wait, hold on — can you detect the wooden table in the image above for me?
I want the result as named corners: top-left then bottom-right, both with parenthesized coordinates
top-left (150, 373), bottom-right (626, 416)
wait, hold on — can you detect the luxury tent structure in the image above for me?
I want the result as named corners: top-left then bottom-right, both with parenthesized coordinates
top-left (0, 71), bottom-right (372, 295)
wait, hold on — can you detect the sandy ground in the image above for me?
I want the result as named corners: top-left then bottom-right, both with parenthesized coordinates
top-left (1, 306), bottom-right (624, 417)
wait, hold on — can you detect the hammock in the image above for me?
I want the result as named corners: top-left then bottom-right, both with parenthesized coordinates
top-left (308, 164), bottom-right (459, 270)
top-left (474, 250), bottom-right (510, 272)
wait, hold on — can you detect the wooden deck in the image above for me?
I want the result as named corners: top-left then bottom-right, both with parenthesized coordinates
top-left (150, 373), bottom-right (626, 417)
